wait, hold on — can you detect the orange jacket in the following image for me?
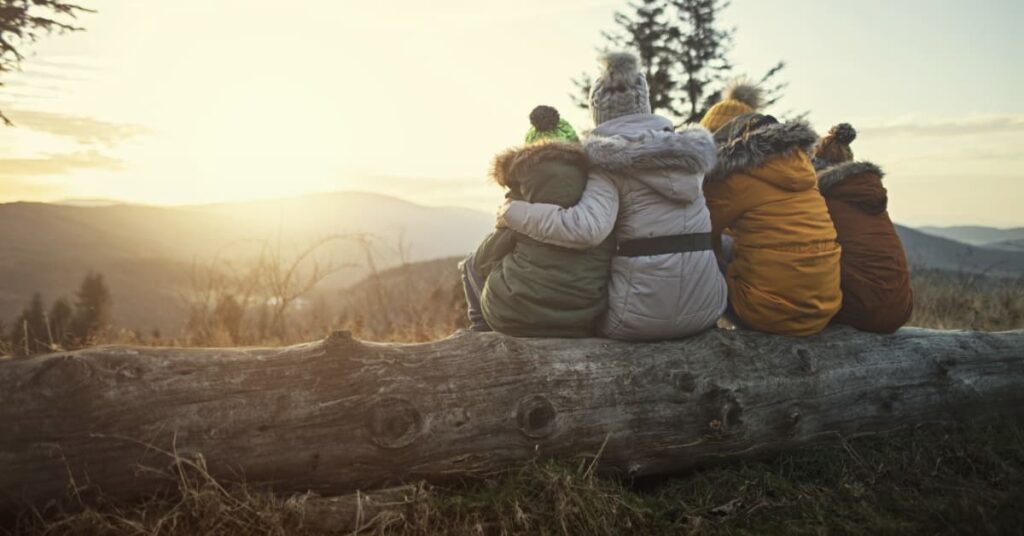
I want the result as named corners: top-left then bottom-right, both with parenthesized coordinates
top-left (704, 116), bottom-right (842, 336)
top-left (818, 162), bottom-right (913, 333)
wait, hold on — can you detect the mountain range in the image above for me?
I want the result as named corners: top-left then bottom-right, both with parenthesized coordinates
top-left (2, 192), bottom-right (1022, 335)
top-left (918, 226), bottom-right (1024, 251)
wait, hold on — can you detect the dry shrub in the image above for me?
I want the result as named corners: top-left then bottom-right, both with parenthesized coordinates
top-left (909, 268), bottom-right (1024, 331)
top-left (332, 257), bottom-right (467, 343)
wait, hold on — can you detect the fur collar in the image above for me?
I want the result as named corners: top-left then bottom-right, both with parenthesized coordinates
top-left (490, 141), bottom-right (586, 188)
top-left (817, 161), bottom-right (884, 192)
top-left (584, 125), bottom-right (716, 174)
top-left (705, 117), bottom-right (818, 183)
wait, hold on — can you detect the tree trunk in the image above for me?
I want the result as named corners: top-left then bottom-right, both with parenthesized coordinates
top-left (2, 327), bottom-right (1023, 508)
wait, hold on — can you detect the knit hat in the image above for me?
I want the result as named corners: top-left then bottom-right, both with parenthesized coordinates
top-left (812, 123), bottom-right (856, 170)
top-left (589, 52), bottom-right (651, 125)
top-left (700, 80), bottom-right (763, 133)
top-left (524, 105), bottom-right (579, 144)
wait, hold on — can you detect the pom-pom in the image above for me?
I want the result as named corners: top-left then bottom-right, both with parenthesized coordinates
top-left (599, 51), bottom-right (641, 90)
top-left (723, 80), bottom-right (763, 110)
top-left (529, 105), bottom-right (560, 132)
top-left (828, 123), bottom-right (857, 145)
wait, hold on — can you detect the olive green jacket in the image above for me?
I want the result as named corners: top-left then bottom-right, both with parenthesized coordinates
top-left (473, 141), bottom-right (613, 337)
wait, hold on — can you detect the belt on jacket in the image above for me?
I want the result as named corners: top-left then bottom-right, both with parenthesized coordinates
top-left (616, 232), bottom-right (713, 257)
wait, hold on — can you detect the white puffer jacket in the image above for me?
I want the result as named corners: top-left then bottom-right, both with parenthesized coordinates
top-left (500, 113), bottom-right (727, 340)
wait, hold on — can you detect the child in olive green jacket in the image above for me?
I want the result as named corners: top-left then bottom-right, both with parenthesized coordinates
top-left (459, 106), bottom-right (613, 337)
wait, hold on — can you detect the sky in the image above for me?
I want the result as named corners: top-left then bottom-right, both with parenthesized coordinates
top-left (0, 0), bottom-right (1021, 226)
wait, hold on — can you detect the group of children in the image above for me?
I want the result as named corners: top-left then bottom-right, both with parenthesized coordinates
top-left (459, 51), bottom-right (913, 340)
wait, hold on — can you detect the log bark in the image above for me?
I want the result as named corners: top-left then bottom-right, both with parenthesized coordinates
top-left (1, 327), bottom-right (1023, 508)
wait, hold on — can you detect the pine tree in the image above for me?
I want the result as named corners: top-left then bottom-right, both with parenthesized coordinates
top-left (10, 293), bottom-right (49, 355)
top-left (49, 297), bottom-right (74, 349)
top-left (0, 1), bottom-right (91, 125)
top-left (672, 0), bottom-right (733, 122)
top-left (572, 0), bottom-right (681, 116)
top-left (573, 0), bottom-right (789, 124)
top-left (71, 272), bottom-right (112, 345)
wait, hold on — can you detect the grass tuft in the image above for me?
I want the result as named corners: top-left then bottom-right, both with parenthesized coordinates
top-left (8, 418), bottom-right (1024, 535)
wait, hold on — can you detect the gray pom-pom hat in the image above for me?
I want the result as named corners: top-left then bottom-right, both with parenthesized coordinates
top-left (589, 51), bottom-right (651, 126)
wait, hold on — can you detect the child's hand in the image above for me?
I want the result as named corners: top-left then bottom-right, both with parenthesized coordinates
top-left (495, 199), bottom-right (513, 229)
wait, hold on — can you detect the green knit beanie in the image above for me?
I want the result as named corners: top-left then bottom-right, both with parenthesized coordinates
top-left (524, 105), bottom-right (579, 144)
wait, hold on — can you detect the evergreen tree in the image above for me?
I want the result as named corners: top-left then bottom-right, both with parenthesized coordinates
top-left (572, 0), bottom-right (681, 116)
top-left (71, 272), bottom-right (112, 344)
top-left (0, 1), bottom-right (90, 125)
top-left (574, 0), bottom-right (789, 124)
top-left (49, 297), bottom-right (74, 348)
top-left (10, 293), bottom-right (49, 355)
top-left (672, 0), bottom-right (733, 122)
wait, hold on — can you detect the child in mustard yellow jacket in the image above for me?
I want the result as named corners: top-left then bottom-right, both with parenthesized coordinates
top-left (701, 83), bottom-right (842, 336)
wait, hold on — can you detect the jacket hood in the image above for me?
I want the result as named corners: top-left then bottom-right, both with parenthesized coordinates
top-left (490, 141), bottom-right (587, 189)
top-left (706, 114), bottom-right (819, 188)
top-left (585, 115), bottom-right (717, 202)
top-left (818, 161), bottom-right (888, 214)
top-left (817, 161), bottom-right (883, 192)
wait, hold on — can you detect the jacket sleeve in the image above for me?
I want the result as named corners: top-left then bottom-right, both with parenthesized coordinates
top-left (704, 178), bottom-right (746, 256)
top-left (498, 173), bottom-right (619, 250)
top-left (472, 228), bottom-right (516, 278)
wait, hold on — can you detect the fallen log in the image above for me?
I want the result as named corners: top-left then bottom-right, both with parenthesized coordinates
top-left (1, 327), bottom-right (1023, 508)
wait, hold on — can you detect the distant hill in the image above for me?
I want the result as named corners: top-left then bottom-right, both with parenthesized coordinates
top-left (895, 225), bottom-right (1024, 275)
top-left (918, 225), bottom-right (1024, 247)
top-left (54, 198), bottom-right (125, 207)
top-left (987, 239), bottom-right (1024, 252)
top-left (0, 192), bottom-right (492, 334)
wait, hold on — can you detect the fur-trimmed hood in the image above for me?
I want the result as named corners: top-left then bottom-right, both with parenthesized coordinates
top-left (817, 161), bottom-right (884, 192)
top-left (818, 160), bottom-right (887, 214)
top-left (705, 114), bottom-right (819, 185)
top-left (489, 141), bottom-right (587, 188)
top-left (585, 125), bottom-right (716, 174)
top-left (584, 113), bottom-right (716, 202)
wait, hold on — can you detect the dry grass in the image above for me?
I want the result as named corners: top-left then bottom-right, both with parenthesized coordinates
top-left (908, 268), bottom-right (1024, 331)
top-left (7, 419), bottom-right (1024, 535)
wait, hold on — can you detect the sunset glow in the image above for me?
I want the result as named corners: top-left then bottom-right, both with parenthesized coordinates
top-left (0, 0), bottom-right (1021, 225)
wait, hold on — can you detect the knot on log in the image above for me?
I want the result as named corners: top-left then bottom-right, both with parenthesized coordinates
top-left (879, 389), bottom-right (900, 412)
top-left (783, 406), bottom-right (803, 435)
top-left (674, 372), bottom-right (697, 394)
top-left (795, 347), bottom-right (815, 374)
top-left (516, 395), bottom-right (556, 439)
top-left (700, 387), bottom-right (743, 433)
top-left (31, 355), bottom-right (96, 396)
top-left (367, 397), bottom-right (423, 449)
top-left (936, 358), bottom-right (957, 381)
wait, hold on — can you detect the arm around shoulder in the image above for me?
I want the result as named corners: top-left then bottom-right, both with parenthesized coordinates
top-left (498, 173), bottom-right (619, 250)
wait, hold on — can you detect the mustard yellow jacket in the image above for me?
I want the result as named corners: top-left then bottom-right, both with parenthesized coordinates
top-left (703, 115), bottom-right (842, 336)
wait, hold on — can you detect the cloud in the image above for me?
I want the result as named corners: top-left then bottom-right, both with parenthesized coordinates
top-left (0, 150), bottom-right (125, 177)
top-left (858, 115), bottom-right (1024, 137)
top-left (3, 109), bottom-right (149, 145)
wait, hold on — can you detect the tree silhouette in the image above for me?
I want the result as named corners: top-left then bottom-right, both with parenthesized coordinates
top-left (49, 296), bottom-right (73, 348)
top-left (572, 0), bottom-right (789, 124)
top-left (9, 292), bottom-right (48, 355)
top-left (71, 272), bottom-right (111, 345)
top-left (0, 0), bottom-right (91, 125)
top-left (573, 0), bottom-right (682, 116)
